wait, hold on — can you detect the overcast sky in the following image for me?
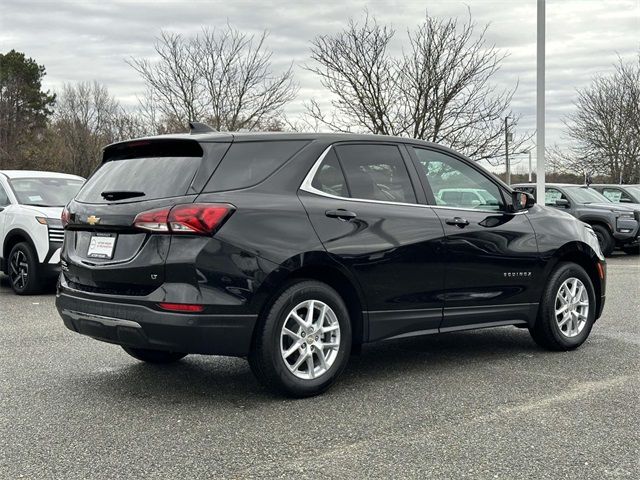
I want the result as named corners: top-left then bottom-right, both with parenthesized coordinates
top-left (1, 0), bottom-right (638, 169)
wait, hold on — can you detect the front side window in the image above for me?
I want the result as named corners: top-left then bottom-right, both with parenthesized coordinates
top-left (10, 177), bottom-right (84, 207)
top-left (602, 188), bottom-right (633, 203)
top-left (334, 144), bottom-right (416, 204)
top-left (545, 188), bottom-right (566, 206)
top-left (412, 148), bottom-right (503, 211)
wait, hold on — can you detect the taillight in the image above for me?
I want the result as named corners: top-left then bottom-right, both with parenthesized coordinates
top-left (133, 203), bottom-right (234, 235)
top-left (133, 207), bottom-right (170, 232)
top-left (61, 207), bottom-right (70, 227)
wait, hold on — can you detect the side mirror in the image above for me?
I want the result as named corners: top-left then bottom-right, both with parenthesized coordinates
top-left (555, 198), bottom-right (570, 208)
top-left (512, 191), bottom-right (535, 211)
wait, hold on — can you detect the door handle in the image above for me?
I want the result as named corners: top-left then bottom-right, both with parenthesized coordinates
top-left (445, 217), bottom-right (470, 228)
top-left (325, 209), bottom-right (357, 221)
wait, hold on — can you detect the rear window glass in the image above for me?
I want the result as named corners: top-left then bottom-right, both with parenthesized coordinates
top-left (204, 140), bottom-right (309, 192)
top-left (76, 156), bottom-right (201, 204)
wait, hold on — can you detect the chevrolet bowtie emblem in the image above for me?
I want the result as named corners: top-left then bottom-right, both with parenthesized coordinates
top-left (87, 215), bottom-right (100, 225)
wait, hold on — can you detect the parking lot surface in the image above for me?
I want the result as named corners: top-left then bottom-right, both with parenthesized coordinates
top-left (1, 255), bottom-right (639, 479)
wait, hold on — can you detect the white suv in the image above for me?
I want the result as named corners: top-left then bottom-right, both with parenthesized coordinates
top-left (0, 171), bottom-right (84, 294)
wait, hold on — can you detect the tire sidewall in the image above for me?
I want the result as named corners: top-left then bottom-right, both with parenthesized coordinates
top-left (592, 224), bottom-right (614, 256)
top-left (9, 242), bottom-right (39, 295)
top-left (262, 281), bottom-right (352, 396)
top-left (542, 263), bottom-right (596, 349)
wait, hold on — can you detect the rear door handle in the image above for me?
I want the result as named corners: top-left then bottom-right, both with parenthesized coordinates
top-left (325, 209), bottom-right (357, 221)
top-left (445, 217), bottom-right (470, 227)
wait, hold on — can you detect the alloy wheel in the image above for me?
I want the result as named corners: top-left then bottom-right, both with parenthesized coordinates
top-left (9, 249), bottom-right (29, 291)
top-left (554, 277), bottom-right (589, 338)
top-left (280, 300), bottom-right (341, 380)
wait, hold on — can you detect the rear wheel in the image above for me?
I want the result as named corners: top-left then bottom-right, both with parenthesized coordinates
top-left (8, 242), bottom-right (42, 295)
top-left (591, 224), bottom-right (614, 256)
top-left (249, 280), bottom-right (352, 397)
top-left (529, 262), bottom-right (596, 351)
top-left (122, 346), bottom-right (187, 364)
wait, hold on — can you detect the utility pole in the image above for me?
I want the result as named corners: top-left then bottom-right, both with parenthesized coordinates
top-left (528, 150), bottom-right (532, 182)
top-left (505, 116), bottom-right (511, 185)
top-left (536, 0), bottom-right (546, 201)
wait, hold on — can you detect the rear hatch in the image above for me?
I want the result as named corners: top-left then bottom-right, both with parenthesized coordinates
top-left (62, 138), bottom-right (230, 295)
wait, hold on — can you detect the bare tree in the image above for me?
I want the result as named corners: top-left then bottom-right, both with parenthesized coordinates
top-left (54, 81), bottom-right (142, 177)
top-left (129, 25), bottom-right (298, 132)
top-left (564, 54), bottom-right (640, 183)
top-left (305, 12), bottom-right (527, 162)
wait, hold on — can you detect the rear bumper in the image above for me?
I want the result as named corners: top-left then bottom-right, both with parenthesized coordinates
top-left (56, 290), bottom-right (257, 357)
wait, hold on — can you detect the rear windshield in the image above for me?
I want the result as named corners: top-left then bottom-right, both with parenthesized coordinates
top-left (10, 177), bottom-right (84, 207)
top-left (204, 140), bottom-right (309, 192)
top-left (75, 156), bottom-right (201, 204)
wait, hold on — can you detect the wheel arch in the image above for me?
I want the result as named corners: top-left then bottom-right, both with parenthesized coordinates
top-left (2, 228), bottom-right (37, 273)
top-left (545, 241), bottom-right (604, 320)
top-left (252, 254), bottom-right (368, 347)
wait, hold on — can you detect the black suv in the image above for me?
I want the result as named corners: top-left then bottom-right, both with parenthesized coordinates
top-left (513, 183), bottom-right (640, 255)
top-left (57, 130), bottom-right (606, 397)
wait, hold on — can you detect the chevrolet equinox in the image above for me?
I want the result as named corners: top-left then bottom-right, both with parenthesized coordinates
top-left (56, 126), bottom-right (606, 397)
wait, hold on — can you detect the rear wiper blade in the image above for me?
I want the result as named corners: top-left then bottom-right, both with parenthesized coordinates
top-left (100, 190), bottom-right (145, 201)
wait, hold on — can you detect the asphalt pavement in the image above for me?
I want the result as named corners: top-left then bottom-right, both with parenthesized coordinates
top-left (1, 254), bottom-right (639, 479)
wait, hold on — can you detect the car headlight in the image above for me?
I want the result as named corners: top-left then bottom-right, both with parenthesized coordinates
top-left (615, 211), bottom-right (635, 218)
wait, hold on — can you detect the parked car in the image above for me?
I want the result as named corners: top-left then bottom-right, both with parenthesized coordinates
top-left (435, 187), bottom-right (501, 209)
top-left (513, 183), bottom-right (640, 256)
top-left (57, 129), bottom-right (606, 397)
top-left (590, 184), bottom-right (640, 205)
top-left (0, 170), bottom-right (84, 294)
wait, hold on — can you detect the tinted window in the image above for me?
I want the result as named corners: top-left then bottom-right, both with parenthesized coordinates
top-left (10, 177), bottom-right (84, 207)
top-left (412, 148), bottom-right (503, 210)
top-left (335, 144), bottom-right (416, 203)
top-left (76, 156), bottom-right (201, 204)
top-left (0, 184), bottom-right (9, 207)
top-left (205, 140), bottom-right (309, 192)
top-left (311, 149), bottom-right (348, 197)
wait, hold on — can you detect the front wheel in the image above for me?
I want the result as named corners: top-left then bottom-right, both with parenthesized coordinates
top-left (622, 245), bottom-right (639, 255)
top-left (249, 280), bottom-right (352, 397)
top-left (529, 262), bottom-right (596, 351)
top-left (591, 224), bottom-right (614, 256)
top-left (8, 242), bottom-right (42, 295)
top-left (122, 346), bottom-right (187, 364)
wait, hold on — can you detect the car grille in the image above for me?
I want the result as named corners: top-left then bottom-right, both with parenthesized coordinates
top-left (48, 226), bottom-right (65, 244)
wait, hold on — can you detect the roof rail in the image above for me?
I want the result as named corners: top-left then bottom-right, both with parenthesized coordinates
top-left (188, 122), bottom-right (216, 134)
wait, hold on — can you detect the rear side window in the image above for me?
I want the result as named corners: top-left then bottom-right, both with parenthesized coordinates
top-left (204, 140), bottom-right (309, 192)
top-left (311, 149), bottom-right (348, 197)
top-left (334, 144), bottom-right (417, 204)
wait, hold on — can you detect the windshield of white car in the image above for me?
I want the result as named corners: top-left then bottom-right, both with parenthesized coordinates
top-left (564, 186), bottom-right (611, 204)
top-left (9, 177), bottom-right (84, 207)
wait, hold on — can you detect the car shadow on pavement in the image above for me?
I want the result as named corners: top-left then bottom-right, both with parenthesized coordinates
top-left (82, 326), bottom-right (541, 405)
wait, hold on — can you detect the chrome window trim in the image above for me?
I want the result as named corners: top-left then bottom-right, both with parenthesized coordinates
top-left (299, 145), bottom-right (527, 215)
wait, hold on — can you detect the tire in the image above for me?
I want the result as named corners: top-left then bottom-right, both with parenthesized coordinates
top-left (248, 280), bottom-right (352, 397)
top-left (622, 245), bottom-right (639, 255)
top-left (122, 346), bottom-right (187, 364)
top-left (591, 224), bottom-right (614, 256)
top-left (529, 262), bottom-right (596, 351)
top-left (8, 242), bottom-right (42, 295)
